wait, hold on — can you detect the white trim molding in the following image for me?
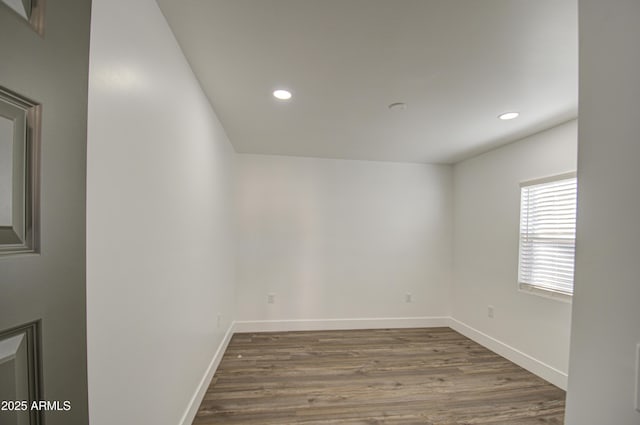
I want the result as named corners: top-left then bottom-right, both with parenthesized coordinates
top-left (179, 315), bottom-right (568, 425)
top-left (178, 323), bottom-right (235, 425)
top-left (448, 318), bottom-right (568, 390)
top-left (233, 316), bottom-right (451, 333)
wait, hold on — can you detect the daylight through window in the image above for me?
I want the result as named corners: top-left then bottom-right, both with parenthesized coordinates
top-left (518, 174), bottom-right (577, 296)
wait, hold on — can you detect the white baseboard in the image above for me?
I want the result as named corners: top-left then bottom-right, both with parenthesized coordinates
top-left (178, 322), bottom-right (235, 425)
top-left (233, 316), bottom-right (450, 333)
top-left (180, 316), bottom-right (566, 425)
top-left (448, 317), bottom-right (568, 390)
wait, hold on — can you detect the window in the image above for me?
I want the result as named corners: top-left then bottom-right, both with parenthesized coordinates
top-left (518, 173), bottom-right (577, 297)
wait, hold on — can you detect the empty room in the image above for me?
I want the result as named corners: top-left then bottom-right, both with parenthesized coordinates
top-left (0, 1), bottom-right (639, 425)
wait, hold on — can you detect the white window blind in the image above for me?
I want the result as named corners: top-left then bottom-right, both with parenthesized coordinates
top-left (518, 175), bottom-right (577, 295)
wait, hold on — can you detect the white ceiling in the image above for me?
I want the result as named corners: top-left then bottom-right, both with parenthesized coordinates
top-left (156, 0), bottom-right (577, 164)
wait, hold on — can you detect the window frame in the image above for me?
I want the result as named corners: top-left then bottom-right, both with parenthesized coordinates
top-left (517, 171), bottom-right (577, 303)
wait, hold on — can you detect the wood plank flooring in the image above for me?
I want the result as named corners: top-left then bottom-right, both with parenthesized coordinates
top-left (193, 327), bottom-right (565, 425)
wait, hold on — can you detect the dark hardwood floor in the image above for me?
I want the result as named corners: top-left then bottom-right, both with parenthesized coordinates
top-left (193, 327), bottom-right (565, 424)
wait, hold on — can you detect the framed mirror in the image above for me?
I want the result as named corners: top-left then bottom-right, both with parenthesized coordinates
top-left (0, 86), bottom-right (40, 256)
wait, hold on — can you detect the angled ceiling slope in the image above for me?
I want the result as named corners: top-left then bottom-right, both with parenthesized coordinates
top-left (157, 0), bottom-right (577, 164)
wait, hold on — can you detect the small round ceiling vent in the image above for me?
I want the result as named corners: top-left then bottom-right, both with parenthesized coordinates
top-left (388, 102), bottom-right (407, 111)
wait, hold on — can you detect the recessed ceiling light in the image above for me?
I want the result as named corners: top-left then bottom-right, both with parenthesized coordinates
top-left (388, 102), bottom-right (407, 111)
top-left (498, 112), bottom-right (519, 120)
top-left (273, 89), bottom-right (292, 100)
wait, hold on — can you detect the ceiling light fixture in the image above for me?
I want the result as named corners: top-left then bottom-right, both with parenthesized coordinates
top-left (273, 89), bottom-right (292, 100)
top-left (498, 112), bottom-right (519, 120)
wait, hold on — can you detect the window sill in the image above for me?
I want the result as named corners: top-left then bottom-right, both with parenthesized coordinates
top-left (518, 283), bottom-right (573, 303)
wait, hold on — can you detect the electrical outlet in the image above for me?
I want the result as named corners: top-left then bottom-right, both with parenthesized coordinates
top-left (488, 305), bottom-right (494, 319)
top-left (267, 293), bottom-right (275, 304)
top-left (405, 292), bottom-right (412, 303)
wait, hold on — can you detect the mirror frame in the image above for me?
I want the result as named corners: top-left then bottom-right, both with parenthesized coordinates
top-left (0, 86), bottom-right (40, 256)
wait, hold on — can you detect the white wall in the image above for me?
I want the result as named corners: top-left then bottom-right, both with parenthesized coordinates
top-left (452, 120), bottom-right (577, 388)
top-left (235, 154), bottom-right (452, 325)
top-left (86, 1), bottom-right (236, 424)
top-left (566, 1), bottom-right (640, 423)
